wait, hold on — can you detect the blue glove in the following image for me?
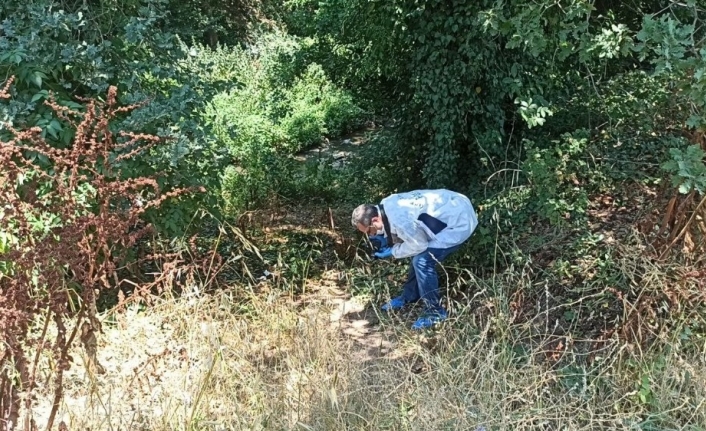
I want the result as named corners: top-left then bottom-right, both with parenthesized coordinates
top-left (374, 247), bottom-right (393, 259)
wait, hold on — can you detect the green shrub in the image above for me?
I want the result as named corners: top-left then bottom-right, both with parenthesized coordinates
top-left (336, 130), bottom-right (425, 203)
top-left (209, 89), bottom-right (289, 211)
top-left (289, 157), bottom-right (342, 203)
top-left (0, 2), bottom-right (232, 237)
top-left (281, 106), bottom-right (327, 151)
top-left (523, 130), bottom-right (601, 226)
top-left (662, 140), bottom-right (706, 195)
top-left (206, 36), bottom-right (366, 214)
top-left (220, 154), bottom-right (295, 212)
top-left (287, 64), bottom-right (363, 140)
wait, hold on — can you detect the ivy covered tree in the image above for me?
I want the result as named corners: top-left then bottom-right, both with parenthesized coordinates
top-left (284, 0), bottom-right (705, 194)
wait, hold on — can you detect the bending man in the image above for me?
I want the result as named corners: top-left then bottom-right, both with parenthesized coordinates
top-left (351, 189), bottom-right (478, 330)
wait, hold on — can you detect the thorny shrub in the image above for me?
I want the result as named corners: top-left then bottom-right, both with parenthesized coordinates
top-left (0, 77), bottom-right (200, 431)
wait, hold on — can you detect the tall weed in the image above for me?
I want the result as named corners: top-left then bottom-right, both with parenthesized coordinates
top-left (0, 80), bottom-right (195, 431)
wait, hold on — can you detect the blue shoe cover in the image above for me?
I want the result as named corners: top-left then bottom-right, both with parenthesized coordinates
top-left (381, 296), bottom-right (407, 311)
top-left (411, 308), bottom-right (448, 330)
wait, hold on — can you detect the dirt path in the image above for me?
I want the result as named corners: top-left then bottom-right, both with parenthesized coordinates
top-left (307, 271), bottom-right (434, 363)
top-left (294, 125), bottom-right (378, 168)
top-left (289, 125), bottom-right (413, 360)
top-left (326, 290), bottom-right (396, 360)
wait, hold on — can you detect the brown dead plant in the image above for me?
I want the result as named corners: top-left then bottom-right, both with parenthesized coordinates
top-left (648, 189), bottom-right (706, 260)
top-left (0, 77), bottom-right (199, 431)
top-left (644, 129), bottom-right (706, 261)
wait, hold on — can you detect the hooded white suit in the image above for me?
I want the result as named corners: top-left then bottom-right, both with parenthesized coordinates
top-left (380, 189), bottom-right (478, 259)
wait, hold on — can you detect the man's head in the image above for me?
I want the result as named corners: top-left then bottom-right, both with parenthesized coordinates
top-left (351, 204), bottom-right (384, 235)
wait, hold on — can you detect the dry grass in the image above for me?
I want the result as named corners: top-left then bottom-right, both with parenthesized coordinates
top-left (21, 205), bottom-right (706, 431)
top-left (28, 275), bottom-right (706, 431)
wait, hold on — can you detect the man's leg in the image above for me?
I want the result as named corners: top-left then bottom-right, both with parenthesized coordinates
top-left (382, 264), bottom-right (418, 311)
top-left (410, 244), bottom-right (461, 328)
top-left (400, 264), bottom-right (421, 302)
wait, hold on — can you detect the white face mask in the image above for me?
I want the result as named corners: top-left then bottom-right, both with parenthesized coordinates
top-left (376, 228), bottom-right (384, 236)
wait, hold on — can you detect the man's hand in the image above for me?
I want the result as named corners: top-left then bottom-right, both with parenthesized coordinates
top-left (373, 247), bottom-right (393, 259)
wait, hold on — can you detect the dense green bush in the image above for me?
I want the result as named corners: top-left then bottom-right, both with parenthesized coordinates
top-left (282, 64), bottom-right (363, 149)
top-left (523, 130), bottom-right (598, 226)
top-left (205, 35), bottom-right (365, 214)
top-left (0, 0), bottom-right (230, 237)
top-left (282, 0), bottom-right (706, 200)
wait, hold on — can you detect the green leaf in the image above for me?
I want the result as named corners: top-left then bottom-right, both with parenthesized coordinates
top-left (46, 120), bottom-right (63, 139)
top-left (686, 115), bottom-right (702, 129)
top-left (30, 72), bottom-right (42, 88)
top-left (31, 90), bottom-right (49, 103)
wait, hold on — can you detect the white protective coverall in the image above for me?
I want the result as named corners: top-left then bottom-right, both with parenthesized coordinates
top-left (380, 189), bottom-right (478, 259)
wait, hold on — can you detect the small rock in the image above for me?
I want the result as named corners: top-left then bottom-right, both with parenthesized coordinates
top-left (342, 139), bottom-right (352, 145)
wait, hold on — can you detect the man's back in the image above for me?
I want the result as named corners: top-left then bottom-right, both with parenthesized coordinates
top-left (381, 189), bottom-right (477, 256)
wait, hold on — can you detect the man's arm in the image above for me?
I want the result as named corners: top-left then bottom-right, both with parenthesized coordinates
top-left (391, 220), bottom-right (428, 258)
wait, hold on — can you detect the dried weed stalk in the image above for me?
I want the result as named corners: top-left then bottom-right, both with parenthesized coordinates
top-left (641, 130), bottom-right (706, 260)
top-left (0, 78), bottom-right (197, 431)
top-left (118, 233), bottom-right (226, 309)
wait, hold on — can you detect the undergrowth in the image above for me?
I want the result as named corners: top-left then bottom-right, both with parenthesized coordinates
top-left (23, 200), bottom-right (706, 431)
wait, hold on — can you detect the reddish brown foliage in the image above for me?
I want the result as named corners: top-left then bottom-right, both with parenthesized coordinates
top-left (0, 78), bottom-right (196, 431)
